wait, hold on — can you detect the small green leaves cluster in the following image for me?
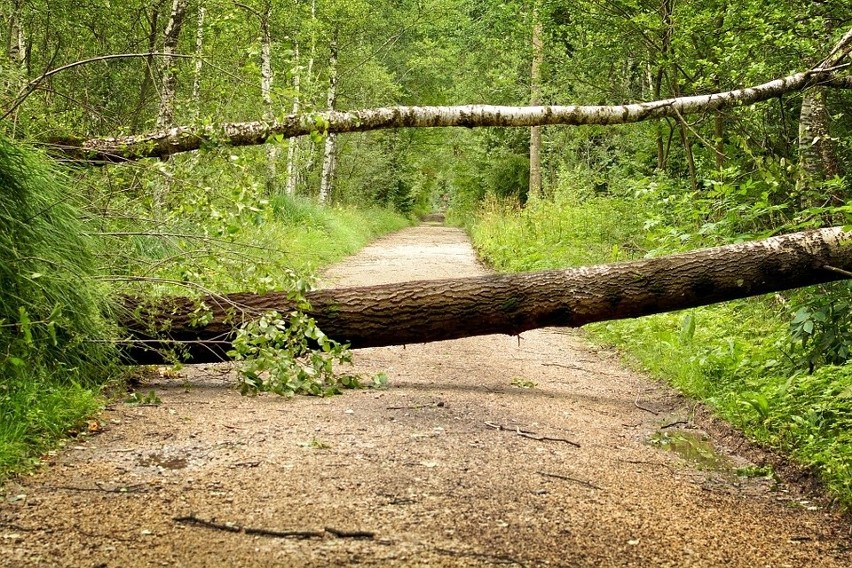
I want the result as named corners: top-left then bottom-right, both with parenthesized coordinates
top-left (228, 307), bottom-right (368, 397)
top-left (787, 282), bottom-right (852, 371)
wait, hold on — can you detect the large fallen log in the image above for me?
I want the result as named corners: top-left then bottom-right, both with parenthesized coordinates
top-left (121, 227), bottom-right (852, 365)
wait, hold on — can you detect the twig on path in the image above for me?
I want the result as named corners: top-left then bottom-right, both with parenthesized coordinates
top-left (173, 514), bottom-right (375, 540)
top-left (541, 362), bottom-right (624, 377)
top-left (661, 419), bottom-right (689, 429)
top-left (537, 471), bottom-right (603, 491)
top-left (541, 362), bottom-right (583, 370)
top-left (386, 401), bottom-right (445, 410)
top-left (634, 400), bottom-right (660, 415)
top-left (40, 483), bottom-right (149, 494)
top-left (0, 522), bottom-right (36, 532)
top-left (435, 547), bottom-right (527, 567)
top-left (484, 422), bottom-right (580, 448)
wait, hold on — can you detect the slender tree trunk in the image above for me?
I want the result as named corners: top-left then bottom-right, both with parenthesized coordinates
top-left (7, 0), bottom-right (25, 66)
top-left (660, 0), bottom-right (697, 191)
top-left (285, 38), bottom-right (301, 196)
top-left (712, 14), bottom-right (726, 170)
top-left (119, 227), bottom-right (852, 365)
top-left (132, 1), bottom-right (162, 132)
top-left (653, 66), bottom-right (666, 171)
top-left (528, 4), bottom-right (543, 199)
top-left (259, 0), bottom-right (277, 195)
top-left (307, 0), bottom-right (316, 83)
top-left (157, 0), bottom-right (189, 129)
top-left (191, 3), bottom-right (205, 121)
top-left (798, 9), bottom-right (842, 203)
top-left (714, 109), bottom-right (725, 170)
top-left (319, 31), bottom-right (338, 204)
top-left (653, 0), bottom-right (675, 173)
top-left (677, 116), bottom-right (698, 192)
top-left (798, 86), bottom-right (840, 197)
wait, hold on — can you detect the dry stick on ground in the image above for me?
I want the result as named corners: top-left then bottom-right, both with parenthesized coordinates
top-left (634, 400), bottom-right (660, 415)
top-left (537, 471), bottom-right (604, 491)
top-left (40, 484), bottom-right (149, 494)
top-left (386, 401), bottom-right (446, 410)
top-left (484, 422), bottom-right (580, 448)
top-left (173, 514), bottom-right (375, 540)
top-left (434, 547), bottom-right (528, 567)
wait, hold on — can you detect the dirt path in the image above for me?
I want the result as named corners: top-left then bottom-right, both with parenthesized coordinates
top-left (3, 224), bottom-right (851, 567)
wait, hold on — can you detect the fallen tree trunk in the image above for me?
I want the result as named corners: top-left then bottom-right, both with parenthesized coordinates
top-left (49, 69), bottom-right (847, 164)
top-left (47, 28), bottom-right (852, 164)
top-left (121, 227), bottom-right (852, 365)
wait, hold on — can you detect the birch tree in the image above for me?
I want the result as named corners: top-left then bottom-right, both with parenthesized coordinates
top-left (285, 37), bottom-right (301, 195)
top-left (318, 29), bottom-right (338, 204)
top-left (157, 0), bottom-right (189, 129)
top-left (49, 56), bottom-right (852, 163)
top-left (528, 2), bottom-right (543, 198)
top-left (191, 2), bottom-right (205, 120)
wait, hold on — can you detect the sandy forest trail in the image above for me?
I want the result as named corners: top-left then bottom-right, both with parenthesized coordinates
top-left (3, 224), bottom-right (852, 567)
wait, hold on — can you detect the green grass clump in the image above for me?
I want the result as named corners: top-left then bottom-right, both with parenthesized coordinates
top-left (469, 193), bottom-right (644, 272)
top-left (0, 136), bottom-right (114, 475)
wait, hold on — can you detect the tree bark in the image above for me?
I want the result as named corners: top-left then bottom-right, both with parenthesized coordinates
top-left (7, 0), bottom-right (26, 66)
top-left (191, 3), bottom-right (205, 121)
top-left (285, 38), bottom-right (301, 196)
top-left (157, 0), bottom-right (189, 129)
top-left (319, 31), bottom-right (338, 204)
top-left (50, 63), bottom-right (852, 164)
top-left (528, 5), bottom-right (543, 199)
top-left (120, 226), bottom-right (852, 365)
top-left (798, 86), bottom-right (840, 192)
top-left (260, 0), bottom-right (277, 196)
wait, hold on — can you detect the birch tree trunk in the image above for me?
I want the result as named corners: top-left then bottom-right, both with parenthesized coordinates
top-left (712, 14), bottom-right (726, 170)
top-left (119, 227), bottom-right (852, 365)
top-left (285, 39), bottom-right (301, 196)
top-left (528, 5), bottom-right (543, 199)
top-left (260, 1), bottom-right (277, 195)
top-left (798, 13), bottom-right (843, 203)
top-left (319, 31), bottom-right (338, 204)
top-left (191, 3), bottom-right (205, 121)
top-left (157, 0), bottom-right (189, 129)
top-left (48, 25), bottom-right (852, 165)
top-left (7, 0), bottom-right (26, 67)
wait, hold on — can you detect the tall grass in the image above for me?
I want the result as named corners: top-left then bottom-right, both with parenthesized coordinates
top-left (0, 136), bottom-right (114, 474)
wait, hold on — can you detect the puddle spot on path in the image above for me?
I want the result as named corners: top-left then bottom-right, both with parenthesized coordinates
top-left (649, 430), bottom-right (732, 472)
top-left (139, 453), bottom-right (188, 470)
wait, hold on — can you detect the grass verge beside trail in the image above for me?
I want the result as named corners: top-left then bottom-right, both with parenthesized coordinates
top-left (465, 194), bottom-right (852, 508)
top-left (0, 137), bottom-right (115, 477)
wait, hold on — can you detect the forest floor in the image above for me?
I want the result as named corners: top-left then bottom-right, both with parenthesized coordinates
top-left (2, 223), bottom-right (852, 567)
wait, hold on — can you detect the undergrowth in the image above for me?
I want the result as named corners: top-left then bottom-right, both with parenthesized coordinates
top-left (0, 136), bottom-right (115, 475)
top-left (466, 176), bottom-right (852, 508)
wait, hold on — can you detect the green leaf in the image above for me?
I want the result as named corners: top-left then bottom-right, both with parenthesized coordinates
top-left (18, 307), bottom-right (32, 345)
